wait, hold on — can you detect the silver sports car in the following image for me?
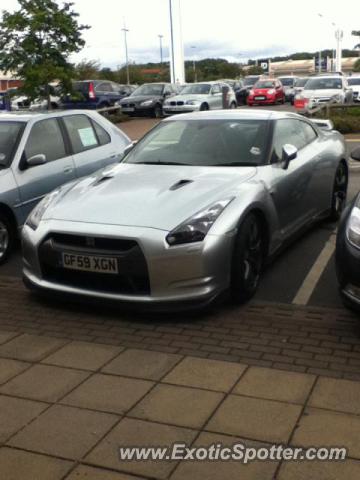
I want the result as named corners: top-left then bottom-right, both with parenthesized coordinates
top-left (22, 110), bottom-right (348, 308)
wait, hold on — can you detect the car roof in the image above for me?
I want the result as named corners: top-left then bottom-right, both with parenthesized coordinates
top-left (162, 109), bottom-right (304, 122)
top-left (0, 109), bottom-right (102, 122)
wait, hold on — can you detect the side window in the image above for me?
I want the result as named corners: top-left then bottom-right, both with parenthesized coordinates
top-left (164, 85), bottom-right (172, 95)
top-left (63, 115), bottom-right (99, 154)
top-left (95, 82), bottom-right (111, 93)
top-left (25, 118), bottom-right (66, 163)
top-left (211, 84), bottom-right (221, 94)
top-left (92, 120), bottom-right (111, 146)
top-left (272, 119), bottom-right (306, 159)
top-left (297, 121), bottom-right (317, 146)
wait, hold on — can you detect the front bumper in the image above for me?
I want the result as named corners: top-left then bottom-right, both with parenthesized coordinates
top-left (120, 104), bottom-right (156, 116)
top-left (22, 220), bottom-right (234, 308)
top-left (248, 96), bottom-right (276, 105)
top-left (163, 104), bottom-right (201, 115)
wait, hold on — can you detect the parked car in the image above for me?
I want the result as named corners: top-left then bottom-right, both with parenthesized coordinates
top-left (336, 147), bottom-right (360, 310)
top-left (62, 81), bottom-right (135, 110)
top-left (294, 76), bottom-right (353, 112)
top-left (218, 79), bottom-right (244, 93)
top-left (0, 110), bottom-right (130, 264)
top-left (163, 82), bottom-right (237, 115)
top-left (119, 83), bottom-right (178, 118)
top-left (29, 83), bottom-right (62, 111)
top-left (247, 79), bottom-right (285, 106)
top-left (347, 76), bottom-right (360, 102)
top-left (22, 110), bottom-right (347, 309)
top-left (277, 76), bottom-right (298, 103)
top-left (235, 76), bottom-right (261, 105)
top-left (292, 77), bottom-right (310, 103)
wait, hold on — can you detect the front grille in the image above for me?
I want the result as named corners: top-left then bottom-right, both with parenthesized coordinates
top-left (170, 101), bottom-right (176, 106)
top-left (39, 234), bottom-right (150, 295)
top-left (176, 101), bottom-right (184, 106)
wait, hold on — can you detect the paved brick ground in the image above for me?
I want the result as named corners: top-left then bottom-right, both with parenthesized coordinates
top-left (1, 330), bottom-right (360, 479)
top-left (0, 277), bottom-right (360, 380)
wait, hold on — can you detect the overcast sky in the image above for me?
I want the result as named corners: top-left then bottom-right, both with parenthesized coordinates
top-left (1, 0), bottom-right (359, 67)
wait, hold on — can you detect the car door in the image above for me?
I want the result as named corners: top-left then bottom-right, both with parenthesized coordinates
top-left (12, 117), bottom-right (76, 221)
top-left (209, 84), bottom-right (222, 109)
top-left (267, 119), bottom-right (319, 238)
top-left (62, 113), bottom-right (122, 177)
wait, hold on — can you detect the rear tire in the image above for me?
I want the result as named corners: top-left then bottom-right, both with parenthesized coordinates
top-left (230, 214), bottom-right (264, 304)
top-left (329, 162), bottom-right (348, 221)
top-left (0, 213), bottom-right (14, 265)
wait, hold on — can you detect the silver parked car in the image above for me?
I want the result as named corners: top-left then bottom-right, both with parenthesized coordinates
top-left (295, 76), bottom-right (353, 111)
top-left (163, 82), bottom-right (237, 115)
top-left (277, 76), bottom-right (298, 103)
top-left (0, 110), bottom-right (130, 263)
top-left (22, 110), bottom-right (348, 309)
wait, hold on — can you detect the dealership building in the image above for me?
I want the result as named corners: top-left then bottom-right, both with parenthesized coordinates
top-left (268, 57), bottom-right (359, 76)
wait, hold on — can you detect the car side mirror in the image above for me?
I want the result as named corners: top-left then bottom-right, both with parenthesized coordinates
top-left (281, 144), bottom-right (298, 169)
top-left (27, 153), bottom-right (47, 167)
top-left (122, 140), bottom-right (138, 158)
top-left (351, 147), bottom-right (360, 162)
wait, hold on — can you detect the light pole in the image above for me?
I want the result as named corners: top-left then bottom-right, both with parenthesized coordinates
top-left (158, 34), bottom-right (164, 64)
top-left (122, 23), bottom-right (130, 85)
top-left (318, 13), bottom-right (342, 72)
top-left (191, 45), bottom-right (197, 82)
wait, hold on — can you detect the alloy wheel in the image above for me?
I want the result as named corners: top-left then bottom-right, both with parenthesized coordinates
top-left (0, 220), bottom-right (9, 261)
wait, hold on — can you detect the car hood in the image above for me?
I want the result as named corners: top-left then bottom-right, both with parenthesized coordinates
top-left (166, 94), bottom-right (208, 102)
top-left (46, 163), bottom-right (257, 231)
top-left (303, 89), bottom-right (343, 98)
top-left (120, 95), bottom-right (162, 104)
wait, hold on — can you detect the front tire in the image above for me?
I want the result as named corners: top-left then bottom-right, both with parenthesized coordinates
top-left (0, 213), bottom-right (14, 265)
top-left (200, 103), bottom-right (209, 111)
top-left (153, 104), bottom-right (163, 118)
top-left (230, 214), bottom-right (264, 304)
top-left (329, 162), bottom-right (348, 221)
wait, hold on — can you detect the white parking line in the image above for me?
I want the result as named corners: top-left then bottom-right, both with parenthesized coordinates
top-left (292, 232), bottom-right (337, 305)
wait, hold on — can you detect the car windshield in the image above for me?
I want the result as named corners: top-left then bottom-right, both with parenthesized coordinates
top-left (132, 84), bottom-right (164, 96)
top-left (0, 121), bottom-right (24, 168)
top-left (181, 84), bottom-right (211, 95)
top-left (295, 78), bottom-right (309, 87)
top-left (348, 78), bottom-right (360, 86)
top-left (244, 77), bottom-right (259, 86)
top-left (305, 78), bottom-right (342, 90)
top-left (255, 81), bottom-right (275, 88)
top-left (123, 119), bottom-right (269, 167)
top-left (279, 78), bottom-right (295, 86)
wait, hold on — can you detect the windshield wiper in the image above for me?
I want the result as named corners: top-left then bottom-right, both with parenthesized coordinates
top-left (213, 162), bottom-right (257, 167)
top-left (134, 161), bottom-right (190, 166)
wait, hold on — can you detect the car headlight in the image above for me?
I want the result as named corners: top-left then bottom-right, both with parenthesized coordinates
top-left (25, 189), bottom-right (61, 230)
top-left (267, 89), bottom-right (275, 95)
top-left (249, 90), bottom-right (255, 96)
top-left (347, 206), bottom-right (360, 249)
top-left (166, 198), bottom-right (234, 246)
top-left (140, 100), bottom-right (155, 106)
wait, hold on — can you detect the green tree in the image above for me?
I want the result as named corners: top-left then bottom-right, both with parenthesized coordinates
top-left (0, 0), bottom-right (89, 108)
top-left (74, 59), bottom-right (100, 80)
top-left (247, 65), bottom-right (264, 75)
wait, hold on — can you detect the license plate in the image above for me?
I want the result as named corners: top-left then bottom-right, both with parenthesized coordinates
top-left (121, 107), bottom-right (134, 112)
top-left (255, 96), bottom-right (266, 100)
top-left (61, 253), bottom-right (118, 274)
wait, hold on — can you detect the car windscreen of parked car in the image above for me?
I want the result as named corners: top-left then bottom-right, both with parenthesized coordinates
top-left (294, 78), bottom-right (309, 87)
top-left (348, 78), bottom-right (360, 86)
top-left (131, 84), bottom-right (165, 96)
top-left (254, 81), bottom-right (275, 89)
top-left (279, 78), bottom-right (295, 86)
top-left (0, 121), bottom-right (24, 168)
top-left (181, 84), bottom-right (211, 95)
top-left (124, 119), bottom-right (269, 167)
top-left (305, 78), bottom-right (342, 89)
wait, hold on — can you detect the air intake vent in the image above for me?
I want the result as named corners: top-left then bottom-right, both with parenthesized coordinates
top-left (169, 179), bottom-right (193, 191)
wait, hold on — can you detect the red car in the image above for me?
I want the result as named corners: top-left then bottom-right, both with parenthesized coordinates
top-left (247, 79), bottom-right (285, 106)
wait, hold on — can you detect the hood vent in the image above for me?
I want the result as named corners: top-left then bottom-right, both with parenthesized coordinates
top-left (169, 179), bottom-right (193, 191)
top-left (93, 176), bottom-right (113, 187)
